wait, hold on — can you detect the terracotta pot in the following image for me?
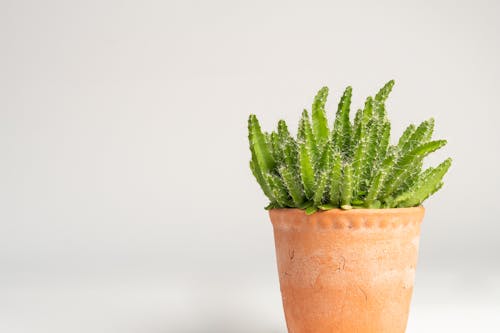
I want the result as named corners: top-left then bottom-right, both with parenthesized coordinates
top-left (269, 207), bottom-right (425, 333)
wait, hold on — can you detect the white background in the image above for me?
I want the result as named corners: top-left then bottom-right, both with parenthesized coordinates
top-left (1, 0), bottom-right (499, 332)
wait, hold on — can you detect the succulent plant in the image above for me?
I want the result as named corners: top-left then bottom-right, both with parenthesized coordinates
top-left (248, 81), bottom-right (451, 214)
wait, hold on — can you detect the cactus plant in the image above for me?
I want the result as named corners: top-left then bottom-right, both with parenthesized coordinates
top-left (247, 81), bottom-right (451, 214)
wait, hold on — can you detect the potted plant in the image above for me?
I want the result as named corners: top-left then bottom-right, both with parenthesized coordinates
top-left (247, 81), bottom-right (451, 333)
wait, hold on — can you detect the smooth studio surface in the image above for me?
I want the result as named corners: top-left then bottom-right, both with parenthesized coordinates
top-left (1, 0), bottom-right (499, 332)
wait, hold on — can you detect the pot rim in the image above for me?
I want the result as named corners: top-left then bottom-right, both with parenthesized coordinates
top-left (270, 206), bottom-right (424, 215)
top-left (269, 206), bottom-right (425, 229)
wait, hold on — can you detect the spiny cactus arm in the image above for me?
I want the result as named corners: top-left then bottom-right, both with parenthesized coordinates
top-left (391, 177), bottom-right (425, 207)
top-left (352, 108), bottom-right (363, 144)
top-left (351, 137), bottom-right (367, 197)
top-left (365, 155), bottom-right (395, 207)
top-left (397, 124), bottom-right (416, 151)
top-left (394, 160), bottom-right (422, 196)
top-left (277, 119), bottom-right (291, 141)
top-left (375, 121), bottom-right (391, 166)
top-left (375, 80), bottom-right (395, 103)
top-left (352, 97), bottom-right (378, 193)
top-left (270, 132), bottom-right (283, 163)
top-left (264, 131), bottom-right (271, 143)
top-left (312, 87), bottom-right (330, 143)
top-left (383, 139), bottom-right (447, 197)
top-left (264, 131), bottom-right (273, 159)
top-left (316, 141), bottom-right (332, 174)
top-left (373, 100), bottom-right (387, 124)
top-left (278, 119), bottom-right (299, 172)
top-left (249, 160), bottom-right (275, 201)
top-left (394, 158), bottom-right (452, 207)
top-left (248, 115), bottom-right (277, 201)
top-left (283, 139), bottom-right (298, 172)
top-left (341, 163), bottom-right (353, 209)
top-left (279, 166), bottom-right (304, 206)
top-left (352, 135), bottom-right (377, 196)
top-left (332, 86), bottom-right (353, 154)
top-left (384, 123), bottom-right (436, 196)
top-left (267, 173), bottom-right (291, 207)
top-left (248, 115), bottom-right (275, 173)
top-left (386, 139), bottom-right (447, 195)
top-left (298, 109), bottom-right (318, 160)
top-left (421, 118), bottom-right (435, 142)
top-left (313, 172), bottom-right (329, 206)
top-left (298, 110), bottom-right (306, 140)
top-left (406, 182), bottom-right (444, 206)
top-left (328, 152), bottom-right (342, 207)
top-left (299, 142), bottom-right (316, 199)
top-left (362, 119), bottom-right (381, 189)
top-left (401, 118), bottom-right (435, 155)
top-left (276, 120), bottom-right (290, 159)
top-left (361, 96), bottom-right (374, 125)
top-left (351, 97), bottom-right (376, 190)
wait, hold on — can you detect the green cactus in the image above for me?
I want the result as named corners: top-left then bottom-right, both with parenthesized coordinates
top-left (247, 81), bottom-right (452, 214)
top-left (299, 142), bottom-right (315, 199)
top-left (340, 163), bottom-right (354, 209)
top-left (375, 79), bottom-right (395, 103)
top-left (279, 166), bottom-right (304, 206)
top-left (331, 86), bottom-right (352, 155)
top-left (328, 151), bottom-right (343, 206)
top-left (311, 87), bottom-right (330, 144)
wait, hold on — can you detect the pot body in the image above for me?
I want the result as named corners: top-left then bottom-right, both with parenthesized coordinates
top-left (269, 207), bottom-right (425, 333)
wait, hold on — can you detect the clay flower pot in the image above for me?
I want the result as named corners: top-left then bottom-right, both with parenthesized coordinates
top-left (269, 206), bottom-right (425, 333)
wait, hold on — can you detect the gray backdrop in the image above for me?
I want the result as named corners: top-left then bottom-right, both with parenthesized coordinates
top-left (1, 0), bottom-right (499, 332)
